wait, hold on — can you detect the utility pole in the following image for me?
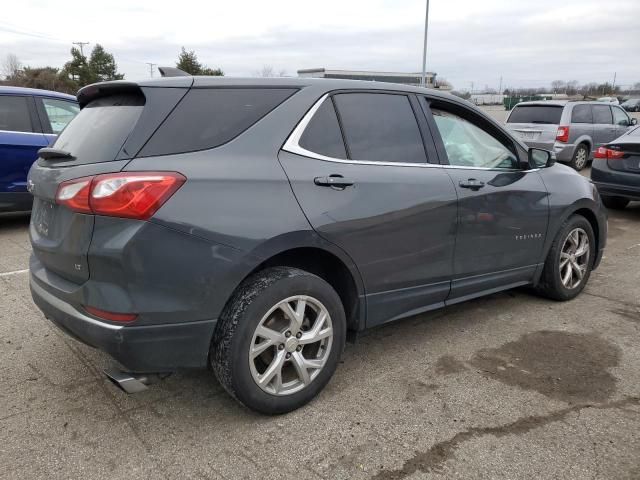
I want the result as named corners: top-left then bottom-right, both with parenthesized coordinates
top-left (498, 76), bottom-right (503, 95)
top-left (612, 71), bottom-right (617, 93)
top-left (72, 41), bottom-right (90, 57)
top-left (420, 0), bottom-right (430, 87)
top-left (146, 62), bottom-right (157, 78)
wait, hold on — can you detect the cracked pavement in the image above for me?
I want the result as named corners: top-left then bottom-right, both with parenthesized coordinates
top-left (1, 182), bottom-right (639, 479)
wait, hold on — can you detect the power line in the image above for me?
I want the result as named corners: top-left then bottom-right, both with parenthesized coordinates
top-left (72, 41), bottom-right (90, 57)
top-left (145, 62), bottom-right (157, 78)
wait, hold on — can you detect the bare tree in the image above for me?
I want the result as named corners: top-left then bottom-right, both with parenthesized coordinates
top-left (255, 65), bottom-right (287, 77)
top-left (2, 53), bottom-right (21, 80)
top-left (550, 80), bottom-right (566, 93)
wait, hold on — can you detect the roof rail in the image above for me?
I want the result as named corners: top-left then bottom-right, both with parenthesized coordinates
top-left (158, 67), bottom-right (191, 78)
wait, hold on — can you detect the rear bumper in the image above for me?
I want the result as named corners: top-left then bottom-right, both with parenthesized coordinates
top-left (0, 192), bottom-right (32, 213)
top-left (593, 182), bottom-right (640, 200)
top-left (521, 140), bottom-right (575, 162)
top-left (30, 273), bottom-right (217, 372)
top-left (591, 159), bottom-right (640, 200)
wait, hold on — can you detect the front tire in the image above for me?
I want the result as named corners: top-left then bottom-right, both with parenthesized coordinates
top-left (210, 267), bottom-right (346, 414)
top-left (569, 144), bottom-right (589, 171)
top-left (601, 196), bottom-right (629, 210)
top-left (536, 215), bottom-right (595, 301)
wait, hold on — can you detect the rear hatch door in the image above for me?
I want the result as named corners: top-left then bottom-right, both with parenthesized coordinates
top-left (505, 104), bottom-right (563, 146)
top-left (29, 81), bottom-right (191, 284)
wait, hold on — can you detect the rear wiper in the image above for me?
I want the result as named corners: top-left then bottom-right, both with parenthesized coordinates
top-left (530, 121), bottom-right (552, 124)
top-left (38, 147), bottom-right (74, 161)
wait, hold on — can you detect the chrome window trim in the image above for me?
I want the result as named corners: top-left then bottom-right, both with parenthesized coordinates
top-left (0, 129), bottom-right (42, 136)
top-left (282, 93), bottom-right (540, 173)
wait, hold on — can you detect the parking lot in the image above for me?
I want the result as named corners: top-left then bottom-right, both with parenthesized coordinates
top-left (1, 111), bottom-right (639, 479)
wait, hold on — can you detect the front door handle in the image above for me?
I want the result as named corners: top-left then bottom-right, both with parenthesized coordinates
top-left (459, 178), bottom-right (485, 190)
top-left (314, 175), bottom-right (354, 188)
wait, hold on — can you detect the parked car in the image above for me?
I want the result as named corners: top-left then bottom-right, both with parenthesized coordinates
top-left (28, 77), bottom-right (607, 414)
top-left (621, 98), bottom-right (640, 112)
top-left (0, 86), bottom-right (78, 213)
top-left (597, 97), bottom-right (620, 105)
top-left (591, 126), bottom-right (640, 209)
top-left (505, 100), bottom-right (637, 170)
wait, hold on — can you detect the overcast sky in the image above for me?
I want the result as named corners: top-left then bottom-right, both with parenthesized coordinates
top-left (1, 0), bottom-right (639, 91)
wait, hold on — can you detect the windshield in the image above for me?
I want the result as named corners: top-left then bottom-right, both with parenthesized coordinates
top-left (507, 105), bottom-right (563, 124)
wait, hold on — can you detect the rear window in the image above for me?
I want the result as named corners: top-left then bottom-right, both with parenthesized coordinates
top-left (139, 88), bottom-right (297, 157)
top-left (51, 93), bottom-right (144, 164)
top-left (571, 105), bottom-right (592, 124)
top-left (507, 105), bottom-right (563, 124)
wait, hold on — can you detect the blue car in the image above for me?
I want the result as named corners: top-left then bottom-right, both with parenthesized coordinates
top-left (0, 86), bottom-right (78, 213)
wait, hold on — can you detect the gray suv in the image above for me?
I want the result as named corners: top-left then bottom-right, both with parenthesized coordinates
top-left (28, 77), bottom-right (607, 413)
top-left (506, 100), bottom-right (637, 170)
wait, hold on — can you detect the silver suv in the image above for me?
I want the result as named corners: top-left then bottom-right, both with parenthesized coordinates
top-left (505, 101), bottom-right (637, 170)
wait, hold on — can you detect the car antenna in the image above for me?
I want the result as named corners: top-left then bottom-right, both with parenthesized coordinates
top-left (157, 67), bottom-right (191, 77)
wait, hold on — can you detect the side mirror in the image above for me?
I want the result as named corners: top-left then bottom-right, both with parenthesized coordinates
top-left (631, 118), bottom-right (638, 126)
top-left (529, 148), bottom-right (555, 168)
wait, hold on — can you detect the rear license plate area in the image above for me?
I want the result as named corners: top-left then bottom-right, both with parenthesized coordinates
top-left (33, 200), bottom-right (55, 238)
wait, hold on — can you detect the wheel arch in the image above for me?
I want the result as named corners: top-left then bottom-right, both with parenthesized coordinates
top-left (226, 232), bottom-right (367, 334)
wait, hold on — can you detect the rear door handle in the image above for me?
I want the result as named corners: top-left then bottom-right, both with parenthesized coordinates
top-left (314, 175), bottom-right (354, 188)
top-left (459, 178), bottom-right (485, 190)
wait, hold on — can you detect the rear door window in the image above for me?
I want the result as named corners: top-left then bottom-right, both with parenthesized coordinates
top-left (507, 105), bottom-right (563, 124)
top-left (51, 93), bottom-right (145, 165)
top-left (140, 88), bottom-right (297, 157)
top-left (40, 98), bottom-right (79, 134)
top-left (333, 93), bottom-right (427, 163)
top-left (0, 95), bottom-right (34, 133)
top-left (298, 98), bottom-right (347, 159)
top-left (592, 105), bottom-right (613, 124)
top-left (571, 105), bottom-right (592, 123)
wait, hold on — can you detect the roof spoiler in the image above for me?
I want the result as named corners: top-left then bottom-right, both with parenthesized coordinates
top-left (158, 66), bottom-right (191, 78)
top-left (76, 81), bottom-right (142, 108)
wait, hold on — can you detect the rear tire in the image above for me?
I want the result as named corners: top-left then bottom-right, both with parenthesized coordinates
top-left (569, 144), bottom-right (589, 171)
top-left (601, 196), bottom-right (629, 210)
top-left (536, 215), bottom-right (595, 301)
top-left (210, 267), bottom-right (346, 414)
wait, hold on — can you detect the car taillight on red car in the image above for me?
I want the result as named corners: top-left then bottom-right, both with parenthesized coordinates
top-left (56, 172), bottom-right (186, 220)
top-left (556, 126), bottom-right (570, 143)
top-left (594, 147), bottom-right (624, 159)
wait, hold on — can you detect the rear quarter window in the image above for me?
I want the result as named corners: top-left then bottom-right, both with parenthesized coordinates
top-left (139, 88), bottom-right (297, 157)
top-left (507, 105), bottom-right (563, 124)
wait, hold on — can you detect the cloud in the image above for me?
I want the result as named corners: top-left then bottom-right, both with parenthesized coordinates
top-left (1, 0), bottom-right (639, 90)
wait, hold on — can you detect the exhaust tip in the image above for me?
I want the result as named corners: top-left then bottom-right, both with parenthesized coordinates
top-left (104, 367), bottom-right (149, 394)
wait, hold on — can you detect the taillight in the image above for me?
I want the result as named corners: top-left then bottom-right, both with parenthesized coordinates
top-left (56, 177), bottom-right (93, 214)
top-left (556, 126), bottom-right (570, 143)
top-left (594, 147), bottom-right (624, 159)
top-left (84, 305), bottom-right (138, 323)
top-left (55, 172), bottom-right (186, 220)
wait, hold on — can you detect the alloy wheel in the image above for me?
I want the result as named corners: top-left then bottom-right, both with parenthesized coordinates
top-left (574, 147), bottom-right (588, 170)
top-left (559, 227), bottom-right (590, 289)
top-left (249, 295), bottom-right (333, 396)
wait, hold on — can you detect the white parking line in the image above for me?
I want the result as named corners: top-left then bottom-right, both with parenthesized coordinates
top-left (0, 269), bottom-right (29, 277)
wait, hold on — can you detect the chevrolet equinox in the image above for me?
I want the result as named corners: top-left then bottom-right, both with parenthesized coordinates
top-left (28, 77), bottom-right (607, 414)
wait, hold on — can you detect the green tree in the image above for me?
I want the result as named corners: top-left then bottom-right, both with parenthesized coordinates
top-left (88, 44), bottom-right (124, 82)
top-left (61, 44), bottom-right (123, 89)
top-left (176, 47), bottom-right (223, 76)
